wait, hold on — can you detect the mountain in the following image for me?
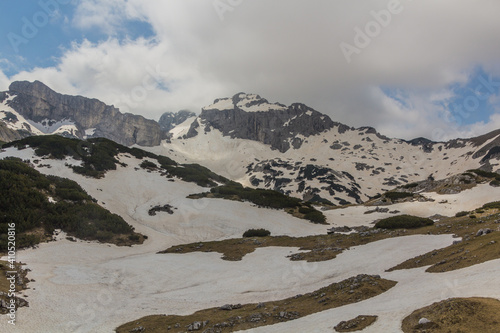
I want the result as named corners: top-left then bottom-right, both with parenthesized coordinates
top-left (185, 93), bottom-right (341, 152)
top-left (158, 109), bottom-right (196, 133)
top-left (0, 81), bottom-right (162, 146)
top-left (2, 82), bottom-right (500, 206)
top-left (153, 93), bottom-right (500, 206)
top-left (1, 92), bottom-right (500, 332)
top-left (2, 133), bottom-right (500, 333)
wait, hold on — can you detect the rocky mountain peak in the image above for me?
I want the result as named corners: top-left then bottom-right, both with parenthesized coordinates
top-left (1, 80), bottom-right (162, 146)
top-left (9, 80), bottom-right (59, 100)
top-left (185, 93), bottom-right (338, 152)
top-left (204, 92), bottom-right (287, 113)
top-left (158, 110), bottom-right (196, 132)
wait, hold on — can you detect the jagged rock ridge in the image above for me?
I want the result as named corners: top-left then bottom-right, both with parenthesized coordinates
top-left (1, 81), bottom-right (162, 146)
top-left (185, 93), bottom-right (344, 152)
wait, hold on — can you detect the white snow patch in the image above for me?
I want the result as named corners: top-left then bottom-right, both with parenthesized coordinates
top-left (84, 128), bottom-right (96, 138)
top-left (169, 116), bottom-right (197, 138)
top-left (27, 118), bottom-right (77, 135)
top-left (203, 98), bottom-right (234, 111)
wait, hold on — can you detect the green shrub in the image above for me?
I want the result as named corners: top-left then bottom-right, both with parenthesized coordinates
top-left (375, 215), bottom-right (434, 229)
top-left (475, 209), bottom-right (485, 214)
top-left (455, 211), bottom-right (469, 217)
top-left (242, 228), bottom-right (271, 237)
top-left (0, 158), bottom-right (139, 250)
top-left (207, 184), bottom-right (326, 224)
top-left (490, 179), bottom-right (500, 187)
top-left (128, 234), bottom-right (140, 242)
top-left (6, 135), bottom-right (230, 186)
top-left (95, 230), bottom-right (114, 242)
top-left (384, 192), bottom-right (414, 201)
top-left (467, 169), bottom-right (500, 179)
top-left (298, 206), bottom-right (315, 214)
top-left (482, 201), bottom-right (500, 210)
top-left (140, 160), bottom-right (157, 169)
top-left (469, 215), bottom-right (477, 219)
top-left (303, 211), bottom-right (327, 224)
top-left (402, 182), bottom-right (418, 189)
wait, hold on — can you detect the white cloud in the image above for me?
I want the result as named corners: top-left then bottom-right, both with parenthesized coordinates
top-left (2, 0), bottom-right (500, 139)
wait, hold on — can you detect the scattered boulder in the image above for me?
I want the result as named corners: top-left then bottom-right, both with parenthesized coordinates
top-left (327, 226), bottom-right (352, 234)
top-left (476, 228), bottom-right (493, 237)
top-left (219, 304), bottom-right (242, 311)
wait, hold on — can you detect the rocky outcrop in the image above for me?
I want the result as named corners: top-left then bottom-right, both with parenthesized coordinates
top-left (158, 110), bottom-right (196, 132)
top-left (5, 81), bottom-right (161, 146)
top-left (188, 93), bottom-right (337, 152)
top-left (404, 137), bottom-right (435, 153)
top-left (0, 122), bottom-right (29, 142)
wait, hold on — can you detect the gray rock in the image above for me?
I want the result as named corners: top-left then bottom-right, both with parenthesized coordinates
top-left (418, 317), bottom-right (431, 325)
top-left (188, 93), bottom-right (338, 152)
top-left (476, 228), bottom-right (493, 236)
top-left (5, 80), bottom-right (161, 146)
top-left (159, 110), bottom-right (196, 132)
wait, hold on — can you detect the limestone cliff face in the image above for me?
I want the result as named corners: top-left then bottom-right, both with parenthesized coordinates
top-left (158, 110), bottom-right (196, 132)
top-left (0, 122), bottom-right (28, 142)
top-left (5, 81), bottom-right (161, 146)
top-left (188, 93), bottom-right (337, 152)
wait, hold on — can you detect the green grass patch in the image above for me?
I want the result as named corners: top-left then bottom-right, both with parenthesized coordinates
top-left (116, 275), bottom-right (396, 333)
top-left (455, 211), bottom-right (469, 217)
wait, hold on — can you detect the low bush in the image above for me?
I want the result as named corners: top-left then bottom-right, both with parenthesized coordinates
top-left (482, 201), bottom-right (500, 210)
top-left (455, 211), bottom-right (469, 217)
top-left (490, 179), bottom-right (500, 187)
top-left (0, 159), bottom-right (140, 250)
top-left (469, 215), bottom-right (477, 219)
top-left (242, 228), bottom-right (271, 238)
top-left (303, 211), bottom-right (327, 224)
top-left (375, 215), bottom-right (434, 229)
top-left (384, 192), bottom-right (414, 201)
top-left (140, 160), bottom-right (157, 169)
top-left (6, 135), bottom-right (229, 186)
top-left (467, 169), bottom-right (500, 180)
top-left (402, 182), bottom-right (418, 189)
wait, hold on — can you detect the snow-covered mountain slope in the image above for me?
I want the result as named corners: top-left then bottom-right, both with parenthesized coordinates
top-left (148, 103), bottom-right (500, 205)
top-left (2, 144), bottom-right (500, 332)
top-left (3, 82), bottom-right (500, 206)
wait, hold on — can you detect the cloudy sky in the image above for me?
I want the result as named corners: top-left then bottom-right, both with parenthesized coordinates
top-left (1, 0), bottom-right (500, 141)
